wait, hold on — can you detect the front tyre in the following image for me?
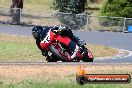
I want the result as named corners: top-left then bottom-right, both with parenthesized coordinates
top-left (50, 45), bottom-right (68, 62)
top-left (82, 48), bottom-right (94, 62)
top-left (46, 55), bottom-right (58, 62)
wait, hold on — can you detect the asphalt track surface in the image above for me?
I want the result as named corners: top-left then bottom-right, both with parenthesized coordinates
top-left (0, 24), bottom-right (132, 63)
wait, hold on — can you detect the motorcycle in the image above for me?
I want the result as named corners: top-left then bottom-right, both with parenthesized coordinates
top-left (41, 29), bottom-right (94, 62)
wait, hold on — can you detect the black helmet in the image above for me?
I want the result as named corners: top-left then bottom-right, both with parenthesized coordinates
top-left (32, 26), bottom-right (43, 39)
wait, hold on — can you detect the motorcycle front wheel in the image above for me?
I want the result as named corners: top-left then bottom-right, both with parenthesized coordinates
top-left (82, 48), bottom-right (94, 62)
top-left (46, 55), bottom-right (58, 62)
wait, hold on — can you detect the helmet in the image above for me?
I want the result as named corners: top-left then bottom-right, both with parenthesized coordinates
top-left (32, 26), bottom-right (43, 39)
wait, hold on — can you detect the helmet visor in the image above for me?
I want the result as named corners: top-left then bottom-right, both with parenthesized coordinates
top-left (32, 32), bottom-right (39, 39)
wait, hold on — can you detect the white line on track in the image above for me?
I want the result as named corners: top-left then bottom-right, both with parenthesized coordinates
top-left (95, 48), bottom-right (132, 60)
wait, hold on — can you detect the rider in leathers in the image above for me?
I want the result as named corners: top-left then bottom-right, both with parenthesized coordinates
top-left (32, 25), bottom-right (80, 61)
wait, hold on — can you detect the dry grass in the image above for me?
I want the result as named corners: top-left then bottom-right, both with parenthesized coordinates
top-left (0, 34), bottom-right (34, 44)
top-left (0, 0), bottom-right (54, 11)
top-left (87, 44), bottom-right (118, 57)
top-left (0, 64), bottom-right (131, 83)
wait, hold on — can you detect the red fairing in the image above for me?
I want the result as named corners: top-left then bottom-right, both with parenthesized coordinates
top-left (54, 35), bottom-right (71, 46)
top-left (40, 41), bottom-right (51, 49)
top-left (40, 31), bottom-right (56, 49)
top-left (40, 30), bottom-right (71, 50)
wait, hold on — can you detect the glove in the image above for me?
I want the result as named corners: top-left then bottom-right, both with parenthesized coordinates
top-left (51, 27), bottom-right (62, 34)
top-left (52, 26), bottom-right (69, 35)
top-left (57, 25), bottom-right (68, 33)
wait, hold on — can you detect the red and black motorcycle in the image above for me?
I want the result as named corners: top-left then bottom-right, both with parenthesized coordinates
top-left (40, 30), bottom-right (94, 62)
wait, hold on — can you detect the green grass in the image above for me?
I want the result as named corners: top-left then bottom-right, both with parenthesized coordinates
top-left (0, 34), bottom-right (44, 62)
top-left (0, 41), bottom-right (43, 62)
top-left (0, 34), bottom-right (118, 62)
top-left (0, 80), bottom-right (131, 88)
